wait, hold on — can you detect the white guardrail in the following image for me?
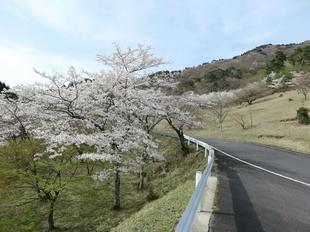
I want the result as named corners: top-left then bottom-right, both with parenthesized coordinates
top-left (175, 135), bottom-right (215, 232)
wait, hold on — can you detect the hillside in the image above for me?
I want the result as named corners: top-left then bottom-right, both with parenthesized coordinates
top-left (0, 136), bottom-right (206, 232)
top-left (188, 90), bottom-right (310, 154)
top-left (166, 40), bottom-right (310, 94)
top-left (112, 180), bottom-right (194, 232)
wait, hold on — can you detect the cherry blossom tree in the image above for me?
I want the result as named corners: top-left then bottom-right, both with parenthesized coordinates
top-left (32, 45), bottom-right (166, 209)
top-left (0, 86), bottom-right (81, 231)
top-left (235, 82), bottom-right (269, 105)
top-left (196, 91), bottom-right (235, 133)
top-left (162, 95), bottom-right (202, 156)
top-left (1, 44), bottom-right (198, 230)
top-left (126, 89), bottom-right (165, 189)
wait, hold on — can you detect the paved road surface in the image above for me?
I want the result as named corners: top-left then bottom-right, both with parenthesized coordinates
top-left (198, 138), bottom-right (310, 232)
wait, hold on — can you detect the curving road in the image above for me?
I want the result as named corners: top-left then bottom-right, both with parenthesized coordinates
top-left (197, 137), bottom-right (310, 232)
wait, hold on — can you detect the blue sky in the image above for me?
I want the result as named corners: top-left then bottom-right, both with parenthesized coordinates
top-left (0, 0), bottom-right (309, 86)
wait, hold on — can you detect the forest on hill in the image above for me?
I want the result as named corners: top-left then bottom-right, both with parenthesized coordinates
top-left (154, 40), bottom-right (310, 94)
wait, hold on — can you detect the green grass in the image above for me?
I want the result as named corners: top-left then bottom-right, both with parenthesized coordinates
top-left (0, 136), bottom-right (207, 232)
top-left (111, 180), bottom-right (194, 232)
top-left (111, 137), bottom-right (208, 232)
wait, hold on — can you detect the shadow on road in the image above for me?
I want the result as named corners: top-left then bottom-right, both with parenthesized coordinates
top-left (214, 151), bottom-right (264, 232)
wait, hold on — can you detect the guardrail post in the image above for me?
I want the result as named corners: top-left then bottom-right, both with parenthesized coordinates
top-left (208, 149), bottom-right (214, 164)
top-left (195, 171), bottom-right (202, 212)
top-left (211, 148), bottom-right (214, 157)
top-left (204, 148), bottom-right (207, 158)
top-left (187, 139), bottom-right (190, 145)
top-left (196, 141), bottom-right (199, 151)
top-left (195, 171), bottom-right (202, 187)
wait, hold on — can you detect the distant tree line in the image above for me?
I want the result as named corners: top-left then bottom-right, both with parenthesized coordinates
top-left (288, 46), bottom-right (310, 66)
top-left (266, 51), bottom-right (287, 74)
top-left (177, 66), bottom-right (243, 93)
top-left (266, 46), bottom-right (310, 74)
top-left (176, 45), bottom-right (310, 95)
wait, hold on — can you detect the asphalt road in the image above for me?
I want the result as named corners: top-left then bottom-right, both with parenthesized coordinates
top-left (198, 138), bottom-right (310, 232)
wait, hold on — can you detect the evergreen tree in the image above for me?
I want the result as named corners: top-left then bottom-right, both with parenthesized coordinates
top-left (0, 81), bottom-right (9, 93)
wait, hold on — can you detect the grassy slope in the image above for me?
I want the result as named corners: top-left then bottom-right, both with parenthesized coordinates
top-left (190, 90), bottom-right (310, 154)
top-left (111, 137), bottom-right (207, 232)
top-left (111, 180), bottom-right (194, 232)
top-left (110, 136), bottom-right (208, 232)
top-left (0, 136), bottom-right (206, 232)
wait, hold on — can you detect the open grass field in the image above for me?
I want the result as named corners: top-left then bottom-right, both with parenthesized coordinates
top-left (189, 90), bottom-right (310, 154)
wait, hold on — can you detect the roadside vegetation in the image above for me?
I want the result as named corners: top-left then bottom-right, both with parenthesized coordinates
top-left (0, 136), bottom-right (206, 231)
top-left (112, 180), bottom-right (194, 232)
top-left (112, 137), bottom-right (206, 232)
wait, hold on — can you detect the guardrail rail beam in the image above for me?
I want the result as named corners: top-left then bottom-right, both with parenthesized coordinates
top-left (175, 135), bottom-right (215, 232)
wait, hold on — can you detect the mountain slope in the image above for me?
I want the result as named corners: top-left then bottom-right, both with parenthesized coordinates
top-left (172, 40), bottom-right (310, 94)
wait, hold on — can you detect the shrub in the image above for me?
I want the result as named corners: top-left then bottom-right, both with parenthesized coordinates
top-left (146, 186), bottom-right (159, 201)
top-left (176, 79), bottom-right (195, 92)
top-left (296, 107), bottom-right (310, 124)
top-left (288, 46), bottom-right (310, 65)
top-left (266, 51), bottom-right (286, 74)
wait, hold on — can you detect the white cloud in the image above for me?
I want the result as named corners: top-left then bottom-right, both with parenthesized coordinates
top-left (0, 0), bottom-right (309, 86)
top-left (0, 0), bottom-right (158, 44)
top-left (0, 41), bottom-right (101, 86)
top-left (24, 0), bottom-right (96, 35)
top-left (0, 0), bottom-right (98, 37)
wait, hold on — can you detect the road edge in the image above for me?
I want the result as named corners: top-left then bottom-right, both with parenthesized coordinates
top-left (191, 176), bottom-right (218, 232)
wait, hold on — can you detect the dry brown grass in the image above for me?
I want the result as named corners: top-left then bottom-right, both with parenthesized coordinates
top-left (186, 90), bottom-right (310, 154)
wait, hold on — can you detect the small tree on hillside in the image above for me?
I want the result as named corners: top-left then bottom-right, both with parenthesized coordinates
top-left (198, 91), bottom-right (235, 132)
top-left (0, 91), bottom-right (28, 139)
top-left (235, 82), bottom-right (269, 105)
top-left (232, 113), bottom-right (247, 129)
top-left (0, 87), bottom-right (80, 231)
top-left (293, 73), bottom-right (310, 101)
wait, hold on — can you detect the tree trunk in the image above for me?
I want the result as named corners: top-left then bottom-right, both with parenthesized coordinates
top-left (86, 162), bottom-right (91, 175)
top-left (219, 122), bottom-right (223, 133)
top-left (86, 161), bottom-right (96, 176)
top-left (177, 131), bottom-right (189, 156)
top-left (113, 166), bottom-right (121, 210)
top-left (249, 105), bottom-right (253, 128)
top-left (165, 119), bottom-right (190, 156)
top-left (138, 164), bottom-right (145, 190)
top-left (48, 201), bottom-right (55, 231)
